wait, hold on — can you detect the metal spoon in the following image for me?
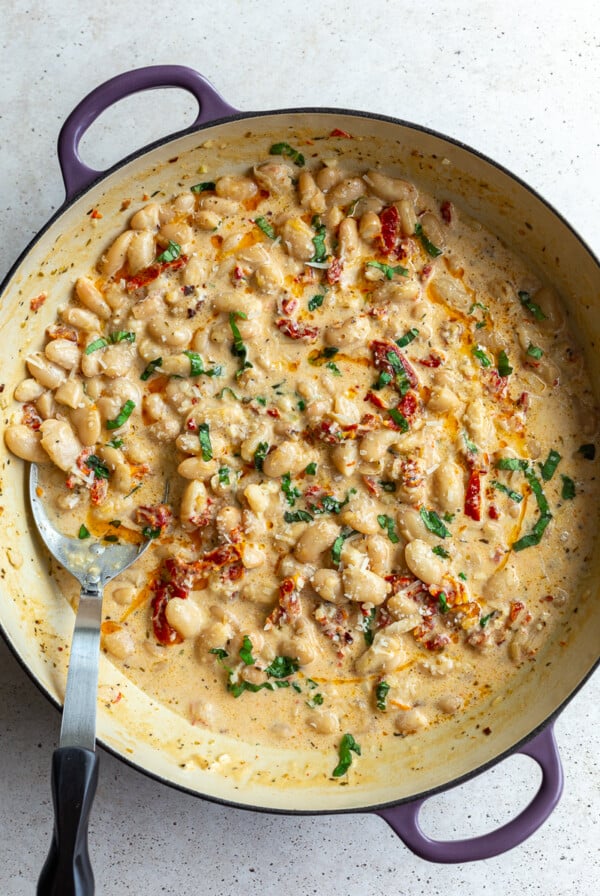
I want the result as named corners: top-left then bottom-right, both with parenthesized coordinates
top-left (30, 464), bottom-right (151, 896)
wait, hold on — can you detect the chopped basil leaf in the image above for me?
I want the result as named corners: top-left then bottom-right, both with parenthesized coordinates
top-left (109, 520), bottom-right (121, 528)
top-left (140, 357), bottom-right (162, 380)
top-left (432, 545), bottom-right (450, 558)
top-left (438, 592), bottom-right (449, 614)
top-left (78, 524), bottom-right (90, 539)
top-left (388, 407), bottom-right (409, 431)
top-left (141, 526), bottom-right (161, 539)
top-left (322, 346), bottom-right (339, 358)
top-left (269, 142), bottom-right (305, 166)
top-left (84, 337), bottom-right (108, 355)
top-left (254, 441), bottom-right (269, 472)
top-left (103, 534), bottom-right (119, 543)
top-left (539, 449), bottom-right (561, 482)
top-left (331, 527), bottom-right (355, 565)
top-left (366, 260), bottom-right (409, 280)
top-left (463, 431), bottom-right (478, 454)
top-left (395, 328), bottom-right (419, 348)
top-left (325, 361), bottom-right (342, 376)
top-left (379, 480), bottom-right (396, 492)
top-left (86, 455), bottom-right (110, 479)
top-left (306, 693), bottom-right (324, 708)
top-left (414, 222), bottom-right (442, 257)
top-left (362, 607), bottom-right (377, 646)
top-left (218, 466), bottom-right (230, 485)
top-left (527, 343), bottom-right (544, 360)
top-left (109, 330), bottom-right (135, 344)
top-left (492, 480), bottom-right (523, 503)
top-left (373, 370), bottom-right (393, 390)
top-left (218, 386), bottom-right (240, 401)
top-left (292, 682), bottom-right (302, 693)
top-left (332, 733), bottom-right (361, 777)
top-left (512, 513), bottom-right (551, 552)
top-left (239, 636), bottom-right (255, 666)
top-left (377, 514), bottom-right (399, 544)
top-left (472, 345), bottom-right (491, 368)
top-left (198, 423), bottom-right (212, 461)
top-left (311, 217), bottom-right (328, 263)
top-left (191, 181), bottom-right (216, 193)
top-left (229, 311), bottom-right (253, 377)
top-left (254, 216), bottom-right (276, 239)
top-left (497, 350), bottom-right (513, 377)
top-left (105, 400), bottom-right (135, 430)
top-left (297, 397), bottom-right (306, 411)
top-left (375, 681), bottom-right (390, 711)
top-left (469, 301), bottom-right (488, 316)
top-left (309, 489), bottom-right (355, 515)
top-left (525, 467), bottom-right (550, 516)
top-left (480, 611), bottom-right (495, 628)
top-left (420, 507), bottom-right (451, 538)
top-left (265, 656), bottom-right (300, 678)
top-left (305, 462), bottom-right (317, 476)
top-left (308, 293), bottom-right (325, 312)
top-left (209, 647), bottom-right (229, 659)
top-left (156, 240), bottom-right (181, 263)
top-left (578, 443), bottom-right (596, 460)
top-left (284, 510), bottom-right (314, 523)
top-left (183, 350), bottom-right (221, 378)
top-left (495, 457), bottom-right (529, 471)
top-left (518, 290), bottom-right (547, 320)
top-left (107, 438), bottom-right (124, 449)
top-left (385, 351), bottom-right (411, 395)
top-left (281, 472), bottom-right (301, 507)
top-left (458, 572), bottom-right (467, 581)
top-left (561, 475), bottom-right (576, 500)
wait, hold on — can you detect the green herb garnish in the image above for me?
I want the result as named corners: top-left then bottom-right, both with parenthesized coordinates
top-left (472, 345), bottom-right (492, 368)
top-left (420, 507), bottom-right (451, 538)
top-left (491, 480), bottom-right (523, 503)
top-left (198, 423), bottom-right (213, 461)
top-left (311, 217), bottom-right (328, 263)
top-left (518, 290), bottom-right (546, 320)
top-left (306, 693), bottom-right (324, 708)
top-left (105, 400), bottom-right (135, 430)
top-left (373, 370), bottom-right (393, 390)
top-left (84, 337), bottom-right (108, 355)
top-left (527, 343), bottom-right (544, 360)
top-left (495, 457), bottom-right (530, 471)
top-left (379, 480), bottom-right (396, 493)
top-left (438, 592), bottom-right (449, 614)
top-left (325, 361), bottom-right (342, 376)
top-left (269, 142), bottom-right (305, 166)
top-left (254, 216), bottom-right (276, 239)
top-left (332, 733), bottom-right (361, 777)
top-left (414, 221), bottom-right (442, 257)
top-left (463, 431), bottom-right (478, 454)
top-left (512, 514), bottom-right (552, 552)
top-left (183, 350), bottom-right (222, 378)
top-left (395, 328), bottom-right (419, 348)
top-left (281, 472), bottom-right (301, 507)
top-left (539, 449), bottom-right (561, 482)
top-left (191, 181), bottom-right (216, 193)
top-left (86, 455), bottom-right (110, 479)
top-left (108, 330), bottom-right (135, 344)
top-left (480, 611), bottom-right (495, 628)
top-left (156, 240), bottom-right (181, 263)
top-left (578, 443), bottom-right (596, 460)
top-left (561, 475), bottom-right (576, 500)
top-left (265, 656), bottom-right (300, 678)
top-left (377, 514), bottom-right (399, 544)
top-left (254, 441), bottom-right (269, 472)
top-left (284, 510), bottom-right (314, 523)
top-left (107, 438), bottom-right (124, 449)
top-left (362, 607), bottom-right (377, 646)
top-left (432, 545), bottom-right (450, 558)
top-left (497, 350), bottom-right (513, 377)
top-left (141, 526), bottom-right (161, 539)
top-left (375, 681), bottom-right (390, 711)
top-left (331, 527), bottom-right (355, 565)
top-left (388, 407), bottom-right (409, 432)
top-left (218, 466), bottom-right (231, 485)
top-left (305, 462), bottom-right (317, 476)
top-left (140, 357), bottom-right (162, 381)
top-left (239, 636), bottom-right (256, 666)
top-left (229, 311), bottom-right (253, 377)
top-left (308, 293), bottom-right (325, 312)
top-left (386, 351), bottom-right (411, 395)
top-left (366, 260), bottom-right (409, 280)
top-left (78, 524), bottom-right (90, 539)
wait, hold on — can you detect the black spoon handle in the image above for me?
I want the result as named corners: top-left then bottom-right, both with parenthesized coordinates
top-left (37, 747), bottom-right (99, 896)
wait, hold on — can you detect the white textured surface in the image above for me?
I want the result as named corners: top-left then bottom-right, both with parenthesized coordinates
top-left (1, 1), bottom-right (599, 893)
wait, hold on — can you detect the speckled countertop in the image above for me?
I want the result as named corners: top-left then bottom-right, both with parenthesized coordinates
top-left (1, 2), bottom-right (599, 894)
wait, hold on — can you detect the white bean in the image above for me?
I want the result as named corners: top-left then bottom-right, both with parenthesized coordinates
top-left (75, 276), bottom-right (111, 319)
top-left (26, 353), bottom-right (66, 389)
top-left (364, 170), bottom-right (417, 202)
top-left (39, 419), bottom-right (82, 471)
top-left (165, 598), bottom-right (206, 639)
top-left (4, 425), bottom-right (48, 463)
top-left (262, 440), bottom-right (307, 478)
top-left (44, 338), bottom-right (80, 371)
top-left (294, 520), bottom-right (341, 563)
top-left (404, 539), bottom-right (447, 586)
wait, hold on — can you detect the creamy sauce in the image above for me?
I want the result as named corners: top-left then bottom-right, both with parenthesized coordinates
top-left (6, 137), bottom-right (599, 775)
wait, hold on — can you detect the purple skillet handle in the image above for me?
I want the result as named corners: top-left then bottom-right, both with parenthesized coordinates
top-left (376, 724), bottom-right (563, 863)
top-left (57, 65), bottom-right (239, 201)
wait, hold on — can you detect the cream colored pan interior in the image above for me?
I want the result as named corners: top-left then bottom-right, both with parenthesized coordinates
top-left (1, 111), bottom-right (598, 812)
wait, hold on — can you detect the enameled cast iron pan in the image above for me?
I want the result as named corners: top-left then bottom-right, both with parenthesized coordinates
top-left (1, 65), bottom-right (599, 863)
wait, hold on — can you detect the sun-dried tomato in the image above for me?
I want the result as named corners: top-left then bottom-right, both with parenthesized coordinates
top-left (326, 257), bottom-right (343, 285)
top-left (90, 477), bottom-right (108, 506)
top-left (465, 469), bottom-right (482, 521)
top-left (125, 255), bottom-right (187, 292)
top-left (440, 200), bottom-right (453, 224)
top-left (22, 403), bottom-right (42, 431)
top-left (370, 340), bottom-right (419, 390)
top-left (378, 206), bottom-right (400, 255)
top-left (275, 318), bottom-right (319, 340)
top-left (135, 504), bottom-right (173, 533)
top-left (418, 352), bottom-right (443, 368)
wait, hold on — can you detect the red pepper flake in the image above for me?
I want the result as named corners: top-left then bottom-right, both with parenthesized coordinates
top-left (275, 318), bottom-right (319, 340)
top-left (266, 407), bottom-right (281, 418)
top-left (440, 200), bottom-right (453, 224)
top-left (488, 504), bottom-right (500, 520)
top-left (541, 594), bottom-right (554, 602)
top-left (326, 257), bottom-right (343, 285)
top-left (90, 208), bottom-right (103, 219)
top-left (135, 503), bottom-right (173, 534)
top-left (46, 323), bottom-right (78, 342)
top-left (30, 292), bottom-right (47, 312)
top-left (517, 391), bottom-right (530, 411)
top-left (509, 600), bottom-right (525, 622)
top-left (482, 726), bottom-right (492, 736)
top-left (21, 403), bottom-right (42, 431)
top-left (365, 390), bottom-right (387, 409)
top-left (465, 468), bottom-right (482, 521)
top-left (281, 296), bottom-right (298, 316)
top-left (90, 477), bottom-right (108, 506)
top-left (424, 633), bottom-right (450, 652)
top-left (362, 475), bottom-right (379, 495)
top-left (330, 128), bottom-right (353, 138)
top-left (265, 577), bottom-right (302, 629)
top-left (398, 390), bottom-right (418, 421)
top-left (420, 263), bottom-right (433, 282)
